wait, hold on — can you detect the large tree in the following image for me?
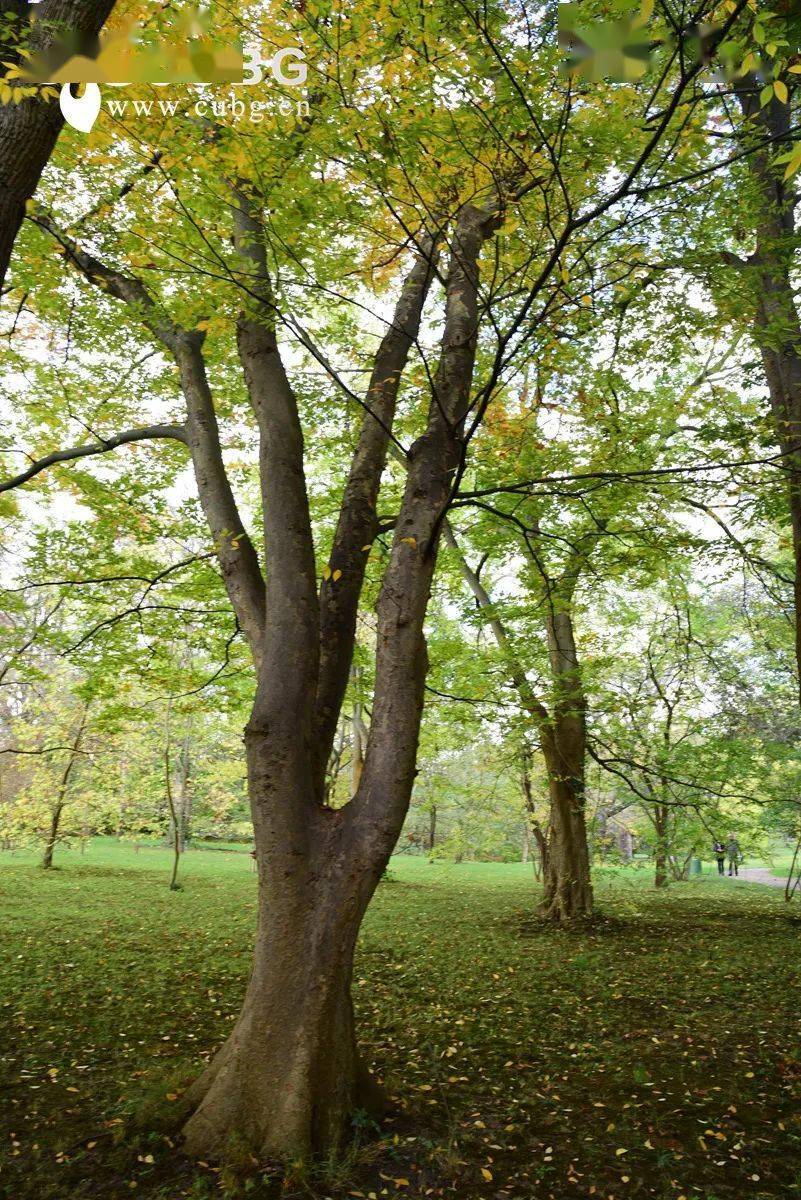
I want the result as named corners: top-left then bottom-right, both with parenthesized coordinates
top-left (0, 0), bottom-right (749, 1161)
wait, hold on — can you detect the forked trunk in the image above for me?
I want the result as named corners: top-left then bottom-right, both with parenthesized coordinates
top-left (183, 804), bottom-right (384, 1160)
top-left (181, 201), bottom-right (496, 1163)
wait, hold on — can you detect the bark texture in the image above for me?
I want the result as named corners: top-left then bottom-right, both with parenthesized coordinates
top-left (182, 808), bottom-right (382, 1158)
top-left (736, 82), bottom-right (801, 701)
top-left (0, 0), bottom-right (116, 289)
top-left (180, 201), bottom-right (494, 1159)
top-left (538, 607), bottom-right (592, 920)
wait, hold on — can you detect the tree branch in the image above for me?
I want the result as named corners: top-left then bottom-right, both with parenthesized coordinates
top-left (32, 209), bottom-right (268, 665)
top-left (0, 423), bottom-right (187, 492)
top-left (313, 233), bottom-right (439, 790)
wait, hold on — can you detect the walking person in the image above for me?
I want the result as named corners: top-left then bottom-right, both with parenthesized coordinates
top-left (712, 838), bottom-right (725, 875)
top-left (726, 833), bottom-right (741, 877)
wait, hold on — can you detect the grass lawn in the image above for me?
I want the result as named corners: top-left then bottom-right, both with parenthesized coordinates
top-left (2, 841), bottom-right (801, 1200)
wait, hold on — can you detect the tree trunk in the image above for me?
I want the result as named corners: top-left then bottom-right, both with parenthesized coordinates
top-left (182, 806), bottom-right (383, 1159)
top-left (538, 609), bottom-right (593, 920)
top-left (0, 0), bottom-right (117, 289)
top-left (164, 708), bottom-right (184, 889)
top-left (445, 529), bottom-right (593, 919)
top-left (652, 803), bottom-right (670, 888)
top-left (41, 802), bottom-right (64, 870)
top-left (734, 83), bottom-right (801, 702)
top-left (351, 690), bottom-right (366, 796)
top-left (531, 822), bottom-right (548, 880)
top-left (427, 805), bottom-right (436, 858)
top-left (41, 702), bottom-right (88, 869)
top-left (618, 828), bottom-right (634, 862)
top-left (180, 198), bottom-right (497, 1162)
top-left (539, 764), bottom-right (592, 919)
top-left (178, 735), bottom-right (191, 849)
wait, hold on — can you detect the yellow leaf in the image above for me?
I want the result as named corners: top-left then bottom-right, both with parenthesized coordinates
top-left (165, 1093), bottom-right (178, 1101)
top-left (361, 544), bottom-right (371, 551)
top-left (774, 79), bottom-right (789, 104)
top-left (322, 565), bottom-right (332, 581)
top-left (332, 569), bottom-right (342, 582)
top-left (615, 1147), bottom-right (628, 1156)
top-left (480, 1167), bottom-right (493, 1181)
top-left (400, 536), bottom-right (417, 548)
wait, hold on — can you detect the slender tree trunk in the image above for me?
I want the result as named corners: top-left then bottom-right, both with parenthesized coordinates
top-left (444, 529), bottom-right (593, 919)
top-left (520, 747), bottom-right (547, 877)
top-left (784, 827), bottom-right (801, 902)
top-left (164, 706), bottom-right (185, 889)
top-left (41, 802), bottom-right (65, 870)
top-left (178, 735), bottom-right (191, 849)
top-left (165, 752), bottom-right (181, 891)
top-left (41, 702), bottom-right (88, 869)
top-left (351, 689), bottom-right (366, 796)
top-left (427, 805), bottom-right (437, 859)
top-left (531, 822), bottom-right (548, 879)
top-left (654, 804), bottom-right (669, 889)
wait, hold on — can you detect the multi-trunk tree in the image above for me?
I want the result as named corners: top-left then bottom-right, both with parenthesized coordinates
top-left (0, 0), bottom-right (751, 1162)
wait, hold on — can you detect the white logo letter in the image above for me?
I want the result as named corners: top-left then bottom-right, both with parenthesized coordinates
top-left (60, 83), bottom-right (101, 132)
top-left (271, 48), bottom-right (307, 87)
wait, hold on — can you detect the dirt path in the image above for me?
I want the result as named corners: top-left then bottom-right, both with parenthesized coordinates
top-left (737, 867), bottom-right (788, 889)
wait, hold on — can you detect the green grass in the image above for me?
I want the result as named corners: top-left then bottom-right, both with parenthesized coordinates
top-left (2, 842), bottom-right (801, 1200)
